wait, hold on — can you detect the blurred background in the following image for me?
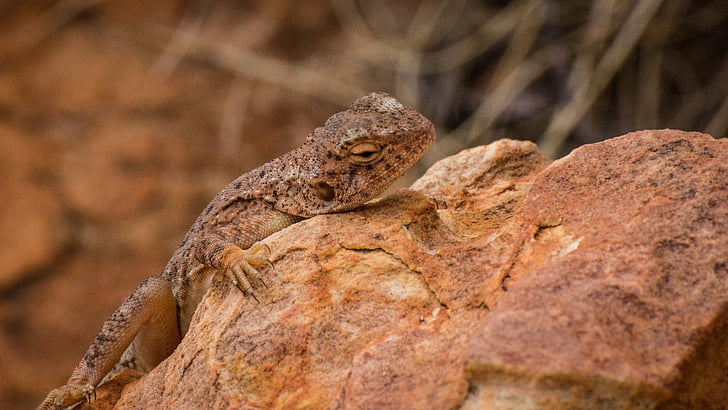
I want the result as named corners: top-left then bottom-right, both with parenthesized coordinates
top-left (0, 0), bottom-right (726, 407)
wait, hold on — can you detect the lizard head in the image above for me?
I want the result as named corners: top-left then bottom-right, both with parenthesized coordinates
top-left (271, 92), bottom-right (436, 217)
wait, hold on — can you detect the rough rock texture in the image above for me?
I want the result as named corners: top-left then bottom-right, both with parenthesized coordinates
top-left (91, 130), bottom-right (726, 409)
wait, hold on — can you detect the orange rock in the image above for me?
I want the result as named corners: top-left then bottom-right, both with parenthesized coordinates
top-left (0, 126), bottom-right (68, 290)
top-left (465, 130), bottom-right (728, 409)
top-left (97, 130), bottom-right (727, 408)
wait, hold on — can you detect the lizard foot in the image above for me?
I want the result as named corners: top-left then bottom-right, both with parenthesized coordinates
top-left (219, 242), bottom-right (272, 301)
top-left (37, 383), bottom-right (95, 410)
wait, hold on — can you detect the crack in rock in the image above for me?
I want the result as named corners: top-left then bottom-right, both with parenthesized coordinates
top-left (338, 244), bottom-right (448, 309)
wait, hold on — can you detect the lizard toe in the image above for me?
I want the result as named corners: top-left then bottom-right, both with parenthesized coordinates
top-left (37, 383), bottom-right (95, 410)
top-left (225, 264), bottom-right (255, 297)
top-left (244, 241), bottom-right (273, 269)
top-left (219, 244), bottom-right (271, 296)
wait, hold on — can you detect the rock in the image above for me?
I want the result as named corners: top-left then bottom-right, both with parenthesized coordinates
top-left (0, 126), bottom-right (68, 291)
top-left (85, 370), bottom-right (143, 410)
top-left (58, 126), bottom-right (163, 223)
top-left (94, 130), bottom-right (727, 408)
top-left (463, 130), bottom-right (728, 409)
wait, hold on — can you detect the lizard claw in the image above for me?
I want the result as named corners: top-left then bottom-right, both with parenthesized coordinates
top-left (37, 383), bottom-right (95, 410)
top-left (249, 242), bottom-right (277, 286)
top-left (220, 242), bottom-right (272, 300)
top-left (225, 262), bottom-right (259, 302)
top-left (246, 242), bottom-right (274, 268)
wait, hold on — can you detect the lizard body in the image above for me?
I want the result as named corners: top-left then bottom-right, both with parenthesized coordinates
top-left (39, 92), bottom-right (435, 409)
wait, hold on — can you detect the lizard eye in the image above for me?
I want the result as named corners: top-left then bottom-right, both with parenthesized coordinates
top-left (349, 142), bottom-right (383, 165)
top-left (313, 181), bottom-right (335, 201)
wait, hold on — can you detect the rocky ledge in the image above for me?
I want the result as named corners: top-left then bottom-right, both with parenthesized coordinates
top-left (88, 129), bottom-right (727, 409)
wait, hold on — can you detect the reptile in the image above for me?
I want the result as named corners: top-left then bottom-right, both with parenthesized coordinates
top-left (38, 92), bottom-right (435, 409)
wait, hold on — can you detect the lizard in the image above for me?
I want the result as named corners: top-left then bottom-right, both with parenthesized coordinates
top-left (38, 92), bottom-right (436, 409)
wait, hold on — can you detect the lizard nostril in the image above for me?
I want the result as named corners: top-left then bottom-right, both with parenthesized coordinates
top-left (313, 181), bottom-right (335, 201)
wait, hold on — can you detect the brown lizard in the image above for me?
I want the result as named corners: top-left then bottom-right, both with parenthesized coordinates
top-left (38, 92), bottom-right (435, 409)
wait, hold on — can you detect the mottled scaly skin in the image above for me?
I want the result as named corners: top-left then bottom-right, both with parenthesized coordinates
top-left (39, 92), bottom-right (435, 409)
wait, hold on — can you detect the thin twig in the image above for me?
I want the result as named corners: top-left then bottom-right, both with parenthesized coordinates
top-left (539, 0), bottom-right (665, 157)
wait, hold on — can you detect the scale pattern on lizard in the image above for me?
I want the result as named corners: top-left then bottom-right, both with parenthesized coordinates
top-left (38, 92), bottom-right (436, 409)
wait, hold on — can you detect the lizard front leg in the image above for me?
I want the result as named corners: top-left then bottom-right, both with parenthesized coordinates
top-left (195, 207), bottom-right (303, 293)
top-left (190, 232), bottom-right (276, 300)
top-left (37, 276), bottom-right (179, 410)
top-left (177, 208), bottom-right (302, 334)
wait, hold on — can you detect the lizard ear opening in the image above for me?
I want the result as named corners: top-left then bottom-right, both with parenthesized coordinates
top-left (349, 142), bottom-right (383, 165)
top-left (313, 181), bottom-right (335, 202)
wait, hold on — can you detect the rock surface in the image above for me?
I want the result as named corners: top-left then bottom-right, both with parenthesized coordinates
top-left (93, 130), bottom-right (727, 409)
